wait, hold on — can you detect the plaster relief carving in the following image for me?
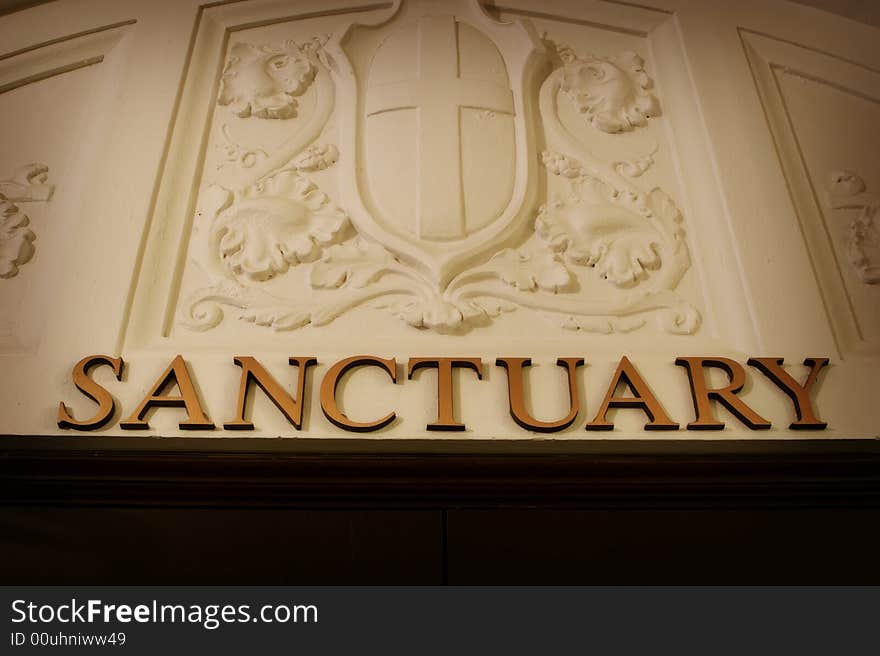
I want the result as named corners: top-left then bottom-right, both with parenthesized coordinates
top-left (0, 163), bottom-right (54, 201)
top-left (215, 124), bottom-right (267, 170)
top-left (537, 150), bottom-right (680, 289)
top-left (181, 0), bottom-right (699, 336)
top-left (217, 38), bottom-right (324, 119)
top-left (201, 170), bottom-right (347, 283)
top-left (0, 196), bottom-right (34, 279)
top-left (290, 143), bottom-right (339, 172)
top-left (825, 170), bottom-right (880, 284)
top-left (0, 163), bottom-right (53, 279)
top-left (555, 42), bottom-right (659, 133)
top-left (489, 247), bottom-right (571, 292)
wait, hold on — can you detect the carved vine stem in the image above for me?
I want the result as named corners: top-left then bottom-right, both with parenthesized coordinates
top-left (244, 67), bottom-right (336, 186)
top-left (450, 284), bottom-right (698, 334)
top-left (181, 278), bottom-right (422, 332)
top-left (540, 69), bottom-right (640, 202)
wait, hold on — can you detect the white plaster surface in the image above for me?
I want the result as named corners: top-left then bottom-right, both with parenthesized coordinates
top-left (0, 0), bottom-right (876, 448)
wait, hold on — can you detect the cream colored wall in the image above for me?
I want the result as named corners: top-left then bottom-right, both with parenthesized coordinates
top-left (0, 0), bottom-right (877, 447)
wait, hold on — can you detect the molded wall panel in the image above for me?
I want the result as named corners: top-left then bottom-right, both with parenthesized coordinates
top-left (0, 0), bottom-right (876, 446)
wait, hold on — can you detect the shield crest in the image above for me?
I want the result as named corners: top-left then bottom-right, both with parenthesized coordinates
top-left (327, 0), bottom-right (545, 287)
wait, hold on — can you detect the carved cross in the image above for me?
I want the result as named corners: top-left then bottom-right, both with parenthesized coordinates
top-left (365, 14), bottom-right (514, 240)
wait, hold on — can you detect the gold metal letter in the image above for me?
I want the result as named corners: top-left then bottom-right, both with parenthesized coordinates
top-left (496, 357), bottom-right (583, 433)
top-left (407, 357), bottom-right (483, 431)
top-left (586, 356), bottom-right (679, 431)
top-left (224, 356), bottom-right (317, 430)
top-left (120, 355), bottom-right (214, 430)
top-left (57, 355), bottom-right (124, 430)
top-left (748, 357), bottom-right (829, 429)
top-left (675, 356), bottom-right (770, 430)
top-left (320, 355), bottom-right (397, 432)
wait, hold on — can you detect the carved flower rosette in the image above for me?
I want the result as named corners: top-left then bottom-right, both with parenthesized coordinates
top-left (182, 30), bottom-right (700, 336)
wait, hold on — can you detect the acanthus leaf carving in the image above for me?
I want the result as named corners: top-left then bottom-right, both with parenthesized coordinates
top-left (182, 11), bottom-right (699, 337)
top-left (536, 152), bottom-right (682, 288)
top-left (211, 169), bottom-right (348, 282)
top-left (553, 40), bottom-right (659, 133)
top-left (560, 315), bottom-right (646, 334)
top-left (488, 247), bottom-right (571, 292)
top-left (239, 305), bottom-right (313, 331)
top-left (310, 237), bottom-right (396, 290)
top-left (825, 169), bottom-right (880, 285)
top-left (0, 163), bottom-right (54, 201)
top-left (218, 37), bottom-right (327, 119)
top-left (377, 293), bottom-right (517, 334)
top-left (0, 196), bottom-right (35, 279)
top-left (181, 281), bottom-right (314, 333)
top-left (290, 143), bottom-right (339, 172)
top-left (0, 164), bottom-right (54, 280)
top-left (387, 297), bottom-right (482, 333)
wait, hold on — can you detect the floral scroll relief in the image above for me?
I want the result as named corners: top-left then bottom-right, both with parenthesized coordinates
top-left (0, 164), bottom-right (54, 279)
top-left (182, 32), bottom-right (698, 336)
top-left (217, 37), bottom-right (327, 119)
top-left (825, 170), bottom-right (880, 285)
top-left (554, 41), bottom-right (659, 133)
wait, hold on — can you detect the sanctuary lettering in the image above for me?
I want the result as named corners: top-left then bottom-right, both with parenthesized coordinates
top-left (56, 355), bottom-right (830, 433)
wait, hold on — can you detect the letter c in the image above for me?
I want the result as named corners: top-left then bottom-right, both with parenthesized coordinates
top-left (320, 356), bottom-right (397, 432)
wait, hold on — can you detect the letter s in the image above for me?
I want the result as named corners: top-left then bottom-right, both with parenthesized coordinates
top-left (57, 355), bottom-right (124, 430)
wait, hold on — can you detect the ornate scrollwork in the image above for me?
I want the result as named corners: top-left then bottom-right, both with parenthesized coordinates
top-left (182, 20), bottom-right (698, 336)
top-left (215, 124), bottom-right (267, 171)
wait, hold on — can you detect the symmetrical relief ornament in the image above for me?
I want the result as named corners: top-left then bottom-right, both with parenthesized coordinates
top-left (182, 0), bottom-right (699, 335)
top-left (825, 170), bottom-right (880, 284)
top-left (0, 163), bottom-right (53, 279)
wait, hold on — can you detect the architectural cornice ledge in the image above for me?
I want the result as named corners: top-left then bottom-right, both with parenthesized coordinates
top-left (2, 438), bottom-right (880, 509)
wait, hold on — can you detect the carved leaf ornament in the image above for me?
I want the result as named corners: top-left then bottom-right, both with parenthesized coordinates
top-left (825, 170), bottom-right (880, 285)
top-left (214, 170), bottom-right (347, 282)
top-left (183, 9), bottom-right (699, 336)
top-left (0, 195), bottom-right (34, 279)
top-left (557, 45), bottom-right (658, 133)
top-left (489, 248), bottom-right (571, 292)
top-left (535, 175), bottom-right (678, 288)
top-left (218, 40), bottom-right (319, 119)
top-left (311, 238), bottom-right (396, 290)
top-left (0, 164), bottom-right (54, 280)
